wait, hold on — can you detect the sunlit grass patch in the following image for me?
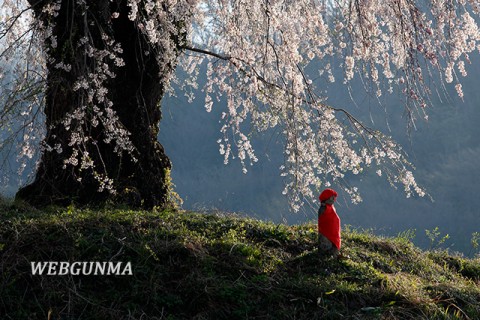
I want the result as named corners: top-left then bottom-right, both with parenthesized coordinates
top-left (1, 205), bottom-right (479, 319)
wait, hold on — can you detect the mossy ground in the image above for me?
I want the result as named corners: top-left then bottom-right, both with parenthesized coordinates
top-left (0, 202), bottom-right (479, 319)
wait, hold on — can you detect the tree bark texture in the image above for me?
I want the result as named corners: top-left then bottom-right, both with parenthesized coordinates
top-left (16, 0), bottom-right (178, 208)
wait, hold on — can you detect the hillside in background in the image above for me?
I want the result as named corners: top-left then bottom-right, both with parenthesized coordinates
top-left (1, 204), bottom-right (480, 319)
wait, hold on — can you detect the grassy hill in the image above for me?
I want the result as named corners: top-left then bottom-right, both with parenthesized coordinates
top-left (1, 203), bottom-right (479, 319)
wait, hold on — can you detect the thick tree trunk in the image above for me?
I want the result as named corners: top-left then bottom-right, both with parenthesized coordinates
top-left (16, 0), bottom-right (178, 208)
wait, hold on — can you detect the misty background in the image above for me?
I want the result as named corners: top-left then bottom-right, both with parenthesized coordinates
top-left (161, 56), bottom-right (480, 255)
top-left (1, 54), bottom-right (479, 255)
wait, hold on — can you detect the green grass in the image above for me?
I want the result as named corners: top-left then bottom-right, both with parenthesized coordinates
top-left (0, 203), bottom-right (479, 319)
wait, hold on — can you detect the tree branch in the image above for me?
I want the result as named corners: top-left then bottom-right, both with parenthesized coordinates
top-left (181, 45), bottom-right (231, 61)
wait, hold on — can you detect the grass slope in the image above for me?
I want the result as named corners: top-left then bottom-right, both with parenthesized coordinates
top-left (1, 204), bottom-right (479, 319)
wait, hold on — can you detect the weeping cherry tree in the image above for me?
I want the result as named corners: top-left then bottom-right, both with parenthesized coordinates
top-left (0, 0), bottom-right (479, 210)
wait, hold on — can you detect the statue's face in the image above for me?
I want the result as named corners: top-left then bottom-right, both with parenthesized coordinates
top-left (326, 196), bottom-right (336, 204)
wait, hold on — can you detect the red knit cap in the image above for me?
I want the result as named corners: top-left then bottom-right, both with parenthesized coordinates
top-left (319, 188), bottom-right (338, 202)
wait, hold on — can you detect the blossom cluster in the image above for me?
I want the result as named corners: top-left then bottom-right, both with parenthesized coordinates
top-left (180, 0), bottom-right (478, 210)
top-left (41, 1), bottom-right (136, 191)
top-left (0, 0), bottom-right (46, 185)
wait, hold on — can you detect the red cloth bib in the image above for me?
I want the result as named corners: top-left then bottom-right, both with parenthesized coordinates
top-left (318, 204), bottom-right (341, 249)
top-left (318, 188), bottom-right (341, 249)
